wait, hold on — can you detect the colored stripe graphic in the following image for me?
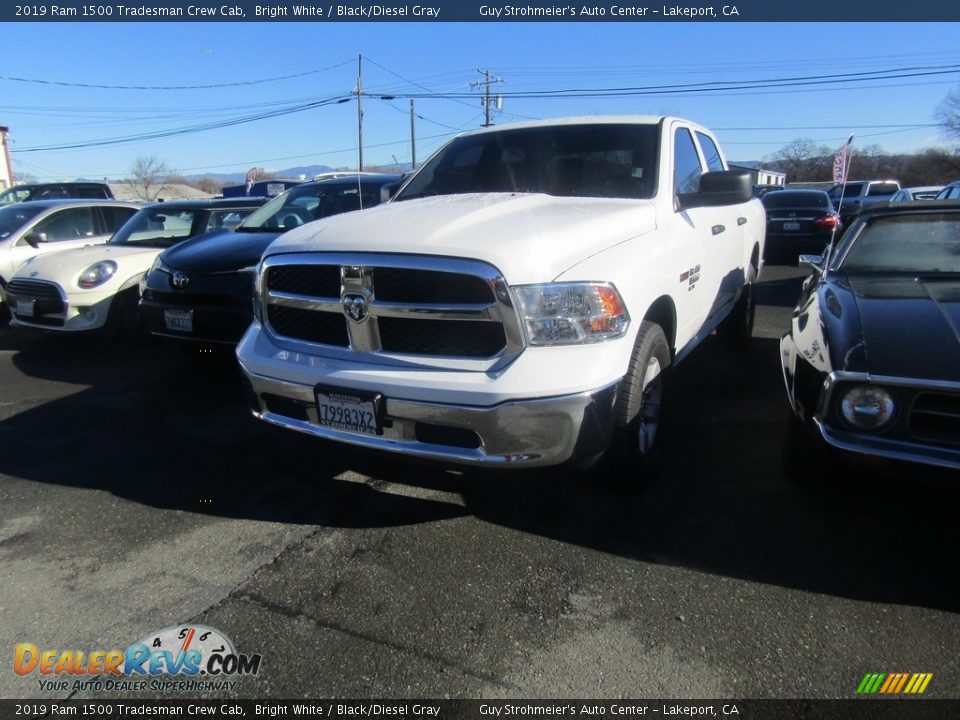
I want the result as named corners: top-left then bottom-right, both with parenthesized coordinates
top-left (857, 672), bottom-right (932, 694)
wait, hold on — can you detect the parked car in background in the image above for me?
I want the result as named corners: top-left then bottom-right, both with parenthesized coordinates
top-left (221, 179), bottom-right (304, 198)
top-left (761, 189), bottom-right (841, 264)
top-left (936, 181), bottom-right (960, 200)
top-left (139, 173), bottom-right (403, 346)
top-left (827, 179), bottom-right (900, 225)
top-left (890, 186), bottom-right (944, 202)
top-left (6, 198), bottom-right (264, 335)
top-left (781, 201), bottom-right (960, 478)
top-left (0, 200), bottom-right (139, 313)
top-left (0, 182), bottom-right (115, 204)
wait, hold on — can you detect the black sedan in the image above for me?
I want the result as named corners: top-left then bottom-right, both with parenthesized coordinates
top-left (762, 189), bottom-right (841, 264)
top-left (780, 201), bottom-right (960, 477)
top-left (138, 173), bottom-right (403, 346)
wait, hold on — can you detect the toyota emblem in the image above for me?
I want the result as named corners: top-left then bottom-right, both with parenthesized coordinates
top-left (172, 272), bottom-right (189, 288)
top-left (342, 294), bottom-right (368, 323)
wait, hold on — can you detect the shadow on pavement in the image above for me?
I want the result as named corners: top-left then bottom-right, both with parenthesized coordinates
top-left (1, 288), bottom-right (958, 614)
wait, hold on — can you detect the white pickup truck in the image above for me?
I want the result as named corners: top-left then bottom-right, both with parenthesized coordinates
top-left (236, 116), bottom-right (765, 474)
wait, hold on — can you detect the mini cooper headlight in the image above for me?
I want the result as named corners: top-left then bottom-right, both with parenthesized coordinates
top-left (513, 282), bottom-right (629, 346)
top-left (839, 384), bottom-right (897, 431)
top-left (77, 260), bottom-right (117, 289)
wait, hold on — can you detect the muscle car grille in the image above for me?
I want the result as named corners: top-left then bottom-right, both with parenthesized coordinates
top-left (909, 393), bottom-right (960, 446)
top-left (261, 254), bottom-right (520, 363)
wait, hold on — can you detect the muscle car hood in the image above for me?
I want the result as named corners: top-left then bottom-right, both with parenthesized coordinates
top-left (162, 229), bottom-right (281, 273)
top-left (848, 275), bottom-right (960, 382)
top-left (265, 193), bottom-right (659, 285)
top-left (15, 244), bottom-right (162, 289)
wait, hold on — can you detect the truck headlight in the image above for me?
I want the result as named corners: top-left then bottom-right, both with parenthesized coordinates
top-left (77, 260), bottom-right (117, 289)
top-left (839, 384), bottom-right (897, 431)
top-left (513, 282), bottom-right (629, 345)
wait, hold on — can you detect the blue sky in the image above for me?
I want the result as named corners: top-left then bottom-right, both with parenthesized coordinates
top-left (3, 22), bottom-right (960, 181)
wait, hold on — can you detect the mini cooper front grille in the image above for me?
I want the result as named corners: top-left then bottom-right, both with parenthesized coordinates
top-left (261, 254), bottom-right (521, 364)
top-left (7, 279), bottom-right (62, 301)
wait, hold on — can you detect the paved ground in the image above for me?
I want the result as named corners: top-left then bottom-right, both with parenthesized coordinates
top-left (1, 264), bottom-right (958, 700)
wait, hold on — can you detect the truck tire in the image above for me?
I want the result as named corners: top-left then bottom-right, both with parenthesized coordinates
top-left (592, 321), bottom-right (671, 481)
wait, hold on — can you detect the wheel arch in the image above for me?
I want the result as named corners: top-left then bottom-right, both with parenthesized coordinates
top-left (641, 295), bottom-right (677, 356)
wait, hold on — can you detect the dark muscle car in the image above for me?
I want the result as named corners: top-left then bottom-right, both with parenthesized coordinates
top-left (780, 201), bottom-right (960, 476)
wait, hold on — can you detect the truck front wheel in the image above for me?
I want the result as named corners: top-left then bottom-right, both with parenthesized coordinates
top-left (592, 321), bottom-right (672, 480)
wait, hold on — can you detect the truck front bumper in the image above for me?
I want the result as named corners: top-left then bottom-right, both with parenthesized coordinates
top-left (241, 368), bottom-right (620, 468)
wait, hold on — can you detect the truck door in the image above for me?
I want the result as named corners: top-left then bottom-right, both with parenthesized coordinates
top-left (667, 125), bottom-right (712, 346)
top-left (695, 130), bottom-right (746, 321)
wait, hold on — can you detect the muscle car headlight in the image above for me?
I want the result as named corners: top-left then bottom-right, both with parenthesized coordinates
top-left (77, 260), bottom-right (117, 289)
top-left (839, 385), bottom-right (897, 431)
top-left (514, 282), bottom-right (629, 345)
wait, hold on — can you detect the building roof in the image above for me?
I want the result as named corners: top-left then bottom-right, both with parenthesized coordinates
top-left (108, 182), bottom-right (214, 201)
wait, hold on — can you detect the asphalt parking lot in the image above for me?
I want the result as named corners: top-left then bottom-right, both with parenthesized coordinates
top-left (1, 264), bottom-right (959, 700)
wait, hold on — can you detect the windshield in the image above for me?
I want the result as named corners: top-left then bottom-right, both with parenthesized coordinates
top-left (828, 183), bottom-right (863, 200)
top-left (0, 203), bottom-right (45, 238)
top-left (396, 124), bottom-right (660, 201)
top-left (838, 213), bottom-right (960, 274)
top-left (109, 207), bottom-right (202, 248)
top-left (237, 181), bottom-right (388, 232)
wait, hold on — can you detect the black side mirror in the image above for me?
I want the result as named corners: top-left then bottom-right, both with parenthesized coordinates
top-left (678, 170), bottom-right (752, 210)
top-left (23, 232), bottom-right (48, 248)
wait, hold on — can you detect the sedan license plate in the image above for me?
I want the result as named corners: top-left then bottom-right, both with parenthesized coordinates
top-left (315, 386), bottom-right (382, 436)
top-left (16, 299), bottom-right (36, 317)
top-left (783, 221), bottom-right (801, 231)
top-left (163, 309), bottom-right (194, 332)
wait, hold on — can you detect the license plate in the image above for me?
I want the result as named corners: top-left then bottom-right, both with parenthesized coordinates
top-left (783, 221), bottom-right (801, 231)
top-left (16, 299), bottom-right (36, 317)
top-left (163, 309), bottom-right (194, 332)
top-left (314, 385), bottom-right (382, 436)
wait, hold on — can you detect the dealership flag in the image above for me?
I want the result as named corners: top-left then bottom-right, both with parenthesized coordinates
top-left (833, 134), bottom-right (854, 184)
top-left (245, 167), bottom-right (259, 195)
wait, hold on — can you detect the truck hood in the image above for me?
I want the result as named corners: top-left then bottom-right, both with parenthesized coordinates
top-left (16, 244), bottom-right (162, 290)
top-left (265, 193), bottom-right (658, 284)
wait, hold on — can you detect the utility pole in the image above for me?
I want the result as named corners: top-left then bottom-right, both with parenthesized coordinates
top-left (410, 100), bottom-right (416, 169)
top-left (356, 54), bottom-right (364, 171)
top-left (471, 69), bottom-right (503, 127)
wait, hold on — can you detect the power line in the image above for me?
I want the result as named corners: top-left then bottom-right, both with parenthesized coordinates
top-left (0, 60), bottom-right (354, 91)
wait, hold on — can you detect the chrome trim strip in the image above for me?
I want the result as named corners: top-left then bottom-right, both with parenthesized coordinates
top-left (368, 300), bottom-right (499, 321)
top-left (266, 290), bottom-right (341, 314)
top-left (814, 417), bottom-right (960, 472)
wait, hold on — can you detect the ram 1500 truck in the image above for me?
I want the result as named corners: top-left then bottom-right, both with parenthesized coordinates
top-left (236, 116), bottom-right (765, 473)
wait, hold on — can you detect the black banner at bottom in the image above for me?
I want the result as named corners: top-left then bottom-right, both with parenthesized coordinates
top-left (4, 700), bottom-right (960, 720)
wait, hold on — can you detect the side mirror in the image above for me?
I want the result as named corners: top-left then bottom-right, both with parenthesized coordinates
top-left (23, 232), bottom-right (48, 248)
top-left (798, 253), bottom-right (825, 274)
top-left (678, 170), bottom-right (752, 210)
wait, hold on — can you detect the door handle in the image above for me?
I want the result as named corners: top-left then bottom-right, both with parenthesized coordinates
top-left (711, 224), bottom-right (725, 236)
top-left (737, 217), bottom-right (747, 226)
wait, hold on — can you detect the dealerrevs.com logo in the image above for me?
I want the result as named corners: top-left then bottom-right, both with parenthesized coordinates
top-left (14, 624), bottom-right (262, 693)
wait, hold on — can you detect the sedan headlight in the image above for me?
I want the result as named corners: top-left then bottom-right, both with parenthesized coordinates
top-left (513, 282), bottom-right (629, 346)
top-left (839, 384), bottom-right (897, 431)
top-left (77, 261), bottom-right (117, 289)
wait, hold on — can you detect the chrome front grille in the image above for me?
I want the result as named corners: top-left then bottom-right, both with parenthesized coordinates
top-left (261, 253), bottom-right (523, 367)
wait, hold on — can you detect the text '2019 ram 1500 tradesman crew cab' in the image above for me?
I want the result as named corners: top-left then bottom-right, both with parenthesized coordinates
top-left (236, 117), bottom-right (765, 474)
